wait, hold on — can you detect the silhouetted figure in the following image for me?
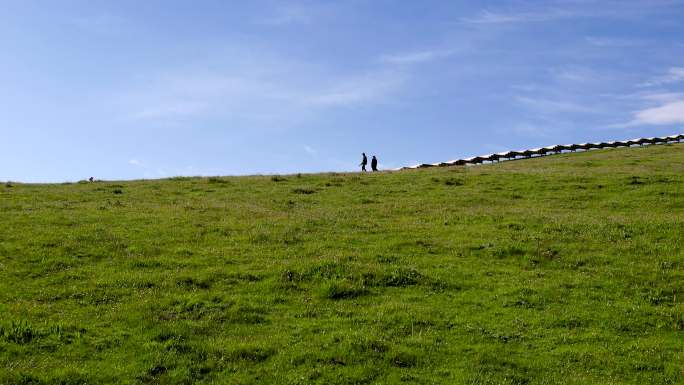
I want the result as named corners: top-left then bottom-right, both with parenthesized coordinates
top-left (360, 153), bottom-right (368, 172)
top-left (89, 177), bottom-right (94, 182)
top-left (371, 156), bottom-right (378, 172)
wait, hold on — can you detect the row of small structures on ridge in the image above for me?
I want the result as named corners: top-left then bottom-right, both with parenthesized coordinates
top-left (403, 133), bottom-right (684, 169)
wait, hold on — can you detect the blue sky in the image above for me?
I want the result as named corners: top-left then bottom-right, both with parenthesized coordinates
top-left (2, 0), bottom-right (684, 182)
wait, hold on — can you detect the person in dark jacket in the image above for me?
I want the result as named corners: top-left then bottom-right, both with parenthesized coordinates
top-left (360, 153), bottom-right (368, 172)
top-left (371, 155), bottom-right (378, 172)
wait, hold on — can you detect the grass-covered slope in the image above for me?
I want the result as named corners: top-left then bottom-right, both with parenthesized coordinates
top-left (1, 144), bottom-right (683, 385)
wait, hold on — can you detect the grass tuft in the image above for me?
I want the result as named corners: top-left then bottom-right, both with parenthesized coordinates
top-left (320, 281), bottom-right (368, 300)
top-left (0, 321), bottom-right (38, 344)
top-left (226, 345), bottom-right (275, 363)
top-left (292, 187), bottom-right (316, 194)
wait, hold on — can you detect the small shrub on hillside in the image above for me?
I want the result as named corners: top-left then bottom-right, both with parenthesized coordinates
top-left (431, 177), bottom-right (464, 186)
top-left (673, 314), bottom-right (684, 331)
top-left (444, 177), bottom-right (464, 186)
top-left (660, 260), bottom-right (678, 271)
top-left (207, 177), bottom-right (228, 184)
top-left (550, 316), bottom-right (588, 329)
top-left (8, 373), bottom-right (43, 385)
top-left (375, 254), bottom-right (399, 264)
top-left (226, 305), bottom-right (268, 324)
top-left (320, 281), bottom-right (368, 300)
top-left (45, 371), bottom-right (92, 385)
top-left (113, 188), bottom-right (123, 194)
top-left (325, 177), bottom-right (345, 187)
top-left (281, 228), bottom-right (303, 245)
top-left (351, 337), bottom-right (388, 354)
top-left (641, 288), bottom-right (677, 305)
top-left (389, 350), bottom-right (418, 367)
top-left (540, 248), bottom-right (559, 260)
top-left (306, 260), bottom-right (350, 280)
top-left (1, 320), bottom-right (38, 344)
top-left (175, 277), bottom-right (211, 290)
top-left (504, 288), bottom-right (546, 309)
top-left (292, 187), bottom-right (316, 194)
top-left (377, 267), bottom-right (422, 287)
top-left (271, 175), bottom-right (287, 182)
top-left (161, 297), bottom-right (231, 321)
top-left (136, 364), bottom-right (167, 383)
top-left (280, 269), bottom-right (305, 283)
top-left (226, 345), bottom-right (275, 363)
top-left (492, 245), bottom-right (526, 259)
top-left (505, 222), bottom-right (525, 231)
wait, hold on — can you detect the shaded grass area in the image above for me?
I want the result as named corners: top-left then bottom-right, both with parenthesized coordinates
top-left (1, 144), bottom-right (683, 384)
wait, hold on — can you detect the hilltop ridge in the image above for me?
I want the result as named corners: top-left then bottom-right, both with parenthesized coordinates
top-left (404, 132), bottom-right (684, 169)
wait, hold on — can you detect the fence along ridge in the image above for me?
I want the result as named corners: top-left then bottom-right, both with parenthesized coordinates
top-left (401, 133), bottom-right (684, 170)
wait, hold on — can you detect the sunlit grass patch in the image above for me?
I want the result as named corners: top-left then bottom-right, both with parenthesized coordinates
top-left (1, 144), bottom-right (683, 384)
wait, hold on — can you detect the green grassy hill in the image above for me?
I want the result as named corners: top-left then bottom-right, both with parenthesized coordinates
top-left (1, 144), bottom-right (683, 385)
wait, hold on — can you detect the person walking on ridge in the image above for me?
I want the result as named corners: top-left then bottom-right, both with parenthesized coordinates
top-left (371, 155), bottom-right (378, 172)
top-left (360, 152), bottom-right (368, 172)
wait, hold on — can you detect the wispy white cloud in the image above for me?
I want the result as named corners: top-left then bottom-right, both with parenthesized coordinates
top-left (464, 1), bottom-right (684, 25)
top-left (303, 145), bottom-right (317, 155)
top-left (554, 70), bottom-right (589, 83)
top-left (639, 67), bottom-right (684, 87)
top-left (379, 50), bottom-right (454, 65)
top-left (128, 159), bottom-right (140, 165)
top-left (256, 3), bottom-right (325, 26)
top-left (633, 100), bottom-right (684, 125)
top-left (62, 12), bottom-right (130, 36)
top-left (516, 96), bottom-right (598, 114)
top-left (640, 91), bottom-right (684, 101)
top-left (303, 70), bottom-right (405, 107)
top-left (118, 42), bottom-right (425, 122)
top-left (610, 88), bottom-right (684, 128)
top-left (121, 64), bottom-right (406, 126)
top-left (601, 90), bottom-right (684, 103)
top-left (132, 101), bottom-right (208, 120)
top-left (550, 67), bottom-right (602, 83)
top-left (609, 65), bottom-right (684, 127)
top-left (462, 8), bottom-right (577, 24)
top-left (585, 36), bottom-right (644, 47)
top-left (499, 120), bottom-right (571, 139)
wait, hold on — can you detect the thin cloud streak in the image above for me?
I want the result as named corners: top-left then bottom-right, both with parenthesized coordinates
top-left (585, 36), bottom-right (645, 47)
top-left (122, 67), bottom-right (406, 125)
top-left (463, 1), bottom-right (684, 25)
top-left (641, 92), bottom-right (684, 101)
top-left (462, 8), bottom-right (578, 24)
top-left (117, 39), bottom-right (423, 126)
top-left (516, 96), bottom-right (599, 114)
top-left (639, 67), bottom-right (684, 87)
top-left (303, 70), bottom-right (405, 107)
top-left (379, 50), bottom-right (454, 65)
top-left (256, 2), bottom-right (328, 26)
